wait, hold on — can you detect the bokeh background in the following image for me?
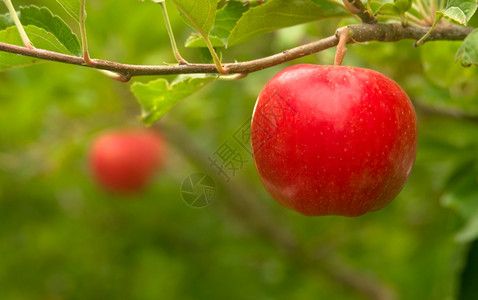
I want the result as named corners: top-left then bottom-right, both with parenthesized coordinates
top-left (1, 1), bottom-right (478, 299)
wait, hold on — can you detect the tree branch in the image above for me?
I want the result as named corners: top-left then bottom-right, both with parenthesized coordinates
top-left (348, 22), bottom-right (472, 43)
top-left (0, 23), bottom-right (474, 79)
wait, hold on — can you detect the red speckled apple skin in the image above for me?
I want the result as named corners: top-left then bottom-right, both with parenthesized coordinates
top-left (251, 64), bottom-right (417, 217)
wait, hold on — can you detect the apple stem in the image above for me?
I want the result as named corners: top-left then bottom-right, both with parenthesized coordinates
top-left (334, 28), bottom-right (350, 66)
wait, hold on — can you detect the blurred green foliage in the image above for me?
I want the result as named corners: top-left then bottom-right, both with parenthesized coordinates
top-left (1, 1), bottom-right (478, 299)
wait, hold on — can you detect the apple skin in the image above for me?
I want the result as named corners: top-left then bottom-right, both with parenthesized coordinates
top-left (89, 129), bottom-right (166, 194)
top-left (251, 64), bottom-right (417, 217)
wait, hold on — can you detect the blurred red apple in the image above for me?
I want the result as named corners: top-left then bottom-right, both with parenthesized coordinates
top-left (89, 129), bottom-right (166, 194)
top-left (251, 64), bottom-right (417, 217)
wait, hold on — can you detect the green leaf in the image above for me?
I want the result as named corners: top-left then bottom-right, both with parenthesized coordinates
top-left (0, 12), bottom-right (14, 30)
top-left (19, 5), bottom-right (81, 56)
top-left (186, 1), bottom-right (248, 48)
top-left (171, 0), bottom-right (217, 35)
top-left (375, 3), bottom-right (402, 16)
top-left (186, 34), bottom-right (225, 47)
top-left (443, 0), bottom-right (477, 25)
top-left (131, 75), bottom-right (217, 125)
top-left (0, 25), bottom-right (72, 71)
top-left (393, 0), bottom-right (412, 12)
top-left (55, 0), bottom-right (81, 23)
top-left (456, 28), bottom-right (478, 66)
top-left (227, 0), bottom-right (348, 47)
top-left (375, 0), bottom-right (412, 17)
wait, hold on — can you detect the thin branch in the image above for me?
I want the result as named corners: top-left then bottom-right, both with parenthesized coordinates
top-left (342, 0), bottom-right (377, 24)
top-left (348, 22), bottom-right (472, 43)
top-left (0, 23), bottom-right (474, 78)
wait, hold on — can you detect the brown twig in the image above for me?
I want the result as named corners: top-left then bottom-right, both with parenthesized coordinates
top-left (342, 0), bottom-right (377, 24)
top-left (0, 23), bottom-right (474, 78)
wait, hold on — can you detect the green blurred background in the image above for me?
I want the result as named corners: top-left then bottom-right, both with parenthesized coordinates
top-left (1, 1), bottom-right (478, 299)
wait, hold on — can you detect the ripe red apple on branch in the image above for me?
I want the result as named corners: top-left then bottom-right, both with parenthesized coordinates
top-left (251, 64), bottom-right (417, 217)
top-left (89, 129), bottom-right (166, 194)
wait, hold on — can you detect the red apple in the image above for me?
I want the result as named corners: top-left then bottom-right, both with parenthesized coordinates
top-left (251, 64), bottom-right (417, 217)
top-left (89, 129), bottom-right (166, 194)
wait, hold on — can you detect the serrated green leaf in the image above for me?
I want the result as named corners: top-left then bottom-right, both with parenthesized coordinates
top-left (444, 7), bottom-right (468, 23)
top-left (456, 28), bottom-right (478, 66)
top-left (55, 0), bottom-right (81, 23)
top-left (186, 1), bottom-right (248, 48)
top-left (0, 12), bottom-right (14, 30)
top-left (443, 0), bottom-right (477, 25)
top-left (19, 5), bottom-right (81, 56)
top-left (227, 0), bottom-right (348, 47)
top-left (131, 75), bottom-right (217, 125)
top-left (171, 0), bottom-right (217, 35)
top-left (0, 25), bottom-right (71, 71)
